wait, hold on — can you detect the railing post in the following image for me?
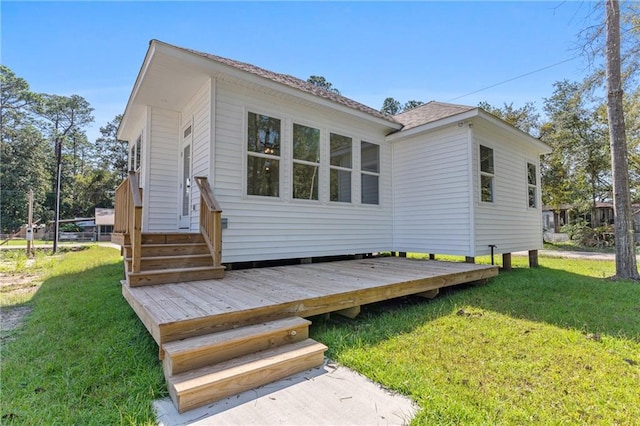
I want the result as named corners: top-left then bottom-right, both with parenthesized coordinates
top-left (195, 176), bottom-right (223, 269)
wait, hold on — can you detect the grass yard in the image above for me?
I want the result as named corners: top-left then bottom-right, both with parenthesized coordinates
top-left (0, 246), bottom-right (165, 425)
top-left (1, 247), bottom-right (638, 424)
top-left (311, 255), bottom-right (640, 425)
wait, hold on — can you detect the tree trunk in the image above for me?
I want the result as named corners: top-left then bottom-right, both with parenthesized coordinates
top-left (605, 0), bottom-right (639, 279)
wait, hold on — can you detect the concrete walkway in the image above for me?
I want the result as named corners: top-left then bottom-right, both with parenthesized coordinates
top-left (154, 360), bottom-right (418, 426)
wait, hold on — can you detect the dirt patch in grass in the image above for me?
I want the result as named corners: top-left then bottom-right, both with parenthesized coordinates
top-left (0, 269), bottom-right (44, 341)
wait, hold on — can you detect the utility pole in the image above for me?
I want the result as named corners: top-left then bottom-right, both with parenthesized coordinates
top-left (27, 189), bottom-right (34, 257)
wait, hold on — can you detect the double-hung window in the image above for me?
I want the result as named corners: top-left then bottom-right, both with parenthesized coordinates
top-left (247, 112), bottom-right (281, 197)
top-left (129, 133), bottom-right (142, 172)
top-left (361, 142), bottom-right (380, 205)
top-left (479, 145), bottom-right (494, 203)
top-left (527, 162), bottom-right (537, 208)
top-left (292, 123), bottom-right (320, 200)
top-left (330, 133), bottom-right (352, 202)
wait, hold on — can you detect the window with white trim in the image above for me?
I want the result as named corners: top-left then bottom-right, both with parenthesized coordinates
top-left (247, 112), bottom-right (281, 197)
top-left (361, 141), bottom-right (379, 205)
top-left (330, 133), bottom-right (352, 202)
top-left (527, 162), bottom-right (537, 208)
top-left (292, 123), bottom-right (320, 200)
top-left (480, 145), bottom-right (494, 203)
top-left (129, 133), bottom-right (142, 172)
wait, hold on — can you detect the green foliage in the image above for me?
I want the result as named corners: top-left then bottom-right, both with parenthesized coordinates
top-left (478, 101), bottom-right (540, 136)
top-left (561, 221), bottom-right (615, 248)
top-left (0, 247), bottom-right (165, 424)
top-left (95, 114), bottom-right (128, 181)
top-left (1, 66), bottom-right (125, 233)
top-left (380, 97), bottom-right (402, 115)
top-left (312, 256), bottom-right (640, 424)
top-left (307, 75), bottom-right (341, 95)
top-left (380, 97), bottom-right (425, 115)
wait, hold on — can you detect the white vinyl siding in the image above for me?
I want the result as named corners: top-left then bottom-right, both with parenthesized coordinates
top-left (392, 126), bottom-right (472, 255)
top-left (472, 120), bottom-right (543, 254)
top-left (182, 80), bottom-right (212, 231)
top-left (145, 106), bottom-right (180, 232)
top-left (214, 80), bottom-right (392, 263)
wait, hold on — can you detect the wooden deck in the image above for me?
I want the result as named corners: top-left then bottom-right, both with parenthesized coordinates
top-left (123, 256), bottom-right (498, 350)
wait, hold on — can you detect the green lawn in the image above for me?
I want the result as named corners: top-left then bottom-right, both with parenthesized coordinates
top-left (0, 246), bottom-right (164, 425)
top-left (311, 255), bottom-right (640, 425)
top-left (1, 247), bottom-right (638, 424)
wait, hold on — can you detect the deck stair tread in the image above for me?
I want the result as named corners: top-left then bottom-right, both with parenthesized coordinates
top-left (167, 338), bottom-right (327, 413)
top-left (162, 317), bottom-right (311, 375)
top-left (128, 265), bottom-right (225, 286)
top-left (125, 253), bottom-right (213, 271)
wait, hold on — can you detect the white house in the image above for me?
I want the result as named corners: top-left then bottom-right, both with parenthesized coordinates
top-left (116, 39), bottom-right (551, 266)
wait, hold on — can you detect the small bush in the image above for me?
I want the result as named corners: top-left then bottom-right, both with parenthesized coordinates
top-left (561, 221), bottom-right (614, 248)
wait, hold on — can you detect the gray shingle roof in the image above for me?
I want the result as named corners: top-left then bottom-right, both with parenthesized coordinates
top-left (393, 101), bottom-right (476, 131)
top-left (160, 40), bottom-right (398, 124)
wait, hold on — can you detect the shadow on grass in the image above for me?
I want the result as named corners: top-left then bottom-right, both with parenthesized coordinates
top-left (0, 247), bottom-right (165, 424)
top-left (312, 262), bottom-right (640, 349)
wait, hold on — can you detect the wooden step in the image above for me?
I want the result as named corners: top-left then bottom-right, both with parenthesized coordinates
top-left (168, 338), bottom-right (327, 413)
top-left (142, 233), bottom-right (205, 244)
top-left (123, 242), bottom-right (210, 258)
top-left (128, 266), bottom-right (225, 287)
top-left (119, 233), bottom-right (205, 246)
top-left (162, 317), bottom-right (311, 376)
top-left (126, 254), bottom-right (213, 271)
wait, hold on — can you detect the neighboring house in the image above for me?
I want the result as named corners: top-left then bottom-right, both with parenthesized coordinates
top-left (543, 202), bottom-right (640, 232)
top-left (116, 39), bottom-right (551, 265)
top-left (95, 208), bottom-right (115, 241)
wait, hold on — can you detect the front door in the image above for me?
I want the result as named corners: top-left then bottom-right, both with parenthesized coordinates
top-left (179, 123), bottom-right (193, 230)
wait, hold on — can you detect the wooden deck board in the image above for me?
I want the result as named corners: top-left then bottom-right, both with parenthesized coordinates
top-left (123, 257), bottom-right (498, 347)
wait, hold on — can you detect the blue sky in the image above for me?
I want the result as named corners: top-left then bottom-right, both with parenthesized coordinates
top-left (2, 1), bottom-right (598, 142)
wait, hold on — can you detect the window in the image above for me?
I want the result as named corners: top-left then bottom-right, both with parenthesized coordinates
top-left (292, 123), bottom-right (320, 200)
top-left (330, 133), bottom-right (352, 202)
top-left (479, 145), bottom-right (494, 203)
top-left (129, 134), bottom-right (142, 172)
top-left (361, 142), bottom-right (379, 205)
top-left (527, 162), bottom-right (537, 208)
top-left (247, 112), bottom-right (281, 197)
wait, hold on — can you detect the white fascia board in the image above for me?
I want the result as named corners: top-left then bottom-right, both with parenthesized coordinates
top-left (477, 110), bottom-right (552, 154)
top-left (155, 42), bottom-right (401, 131)
top-left (385, 109), bottom-right (480, 143)
top-left (117, 41), bottom-right (158, 141)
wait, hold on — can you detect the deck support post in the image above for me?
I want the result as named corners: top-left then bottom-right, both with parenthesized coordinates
top-left (465, 256), bottom-right (475, 264)
top-left (529, 250), bottom-right (539, 268)
top-left (502, 253), bottom-right (512, 272)
top-left (429, 253), bottom-right (435, 260)
top-left (416, 288), bottom-right (439, 299)
top-left (334, 306), bottom-right (361, 319)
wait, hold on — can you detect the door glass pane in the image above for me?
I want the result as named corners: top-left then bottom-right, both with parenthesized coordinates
top-left (182, 144), bottom-right (191, 216)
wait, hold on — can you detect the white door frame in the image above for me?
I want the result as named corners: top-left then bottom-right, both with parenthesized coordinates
top-left (179, 122), bottom-right (193, 230)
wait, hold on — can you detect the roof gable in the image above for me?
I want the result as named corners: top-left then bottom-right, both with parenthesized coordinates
top-left (393, 101), bottom-right (476, 131)
top-left (161, 40), bottom-right (398, 124)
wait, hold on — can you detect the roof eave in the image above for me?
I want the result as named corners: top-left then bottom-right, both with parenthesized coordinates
top-left (386, 109), bottom-right (479, 142)
top-left (117, 40), bottom-right (158, 141)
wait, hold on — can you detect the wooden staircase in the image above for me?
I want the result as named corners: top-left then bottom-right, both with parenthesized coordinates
top-left (121, 232), bottom-right (225, 286)
top-left (161, 317), bottom-right (327, 413)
